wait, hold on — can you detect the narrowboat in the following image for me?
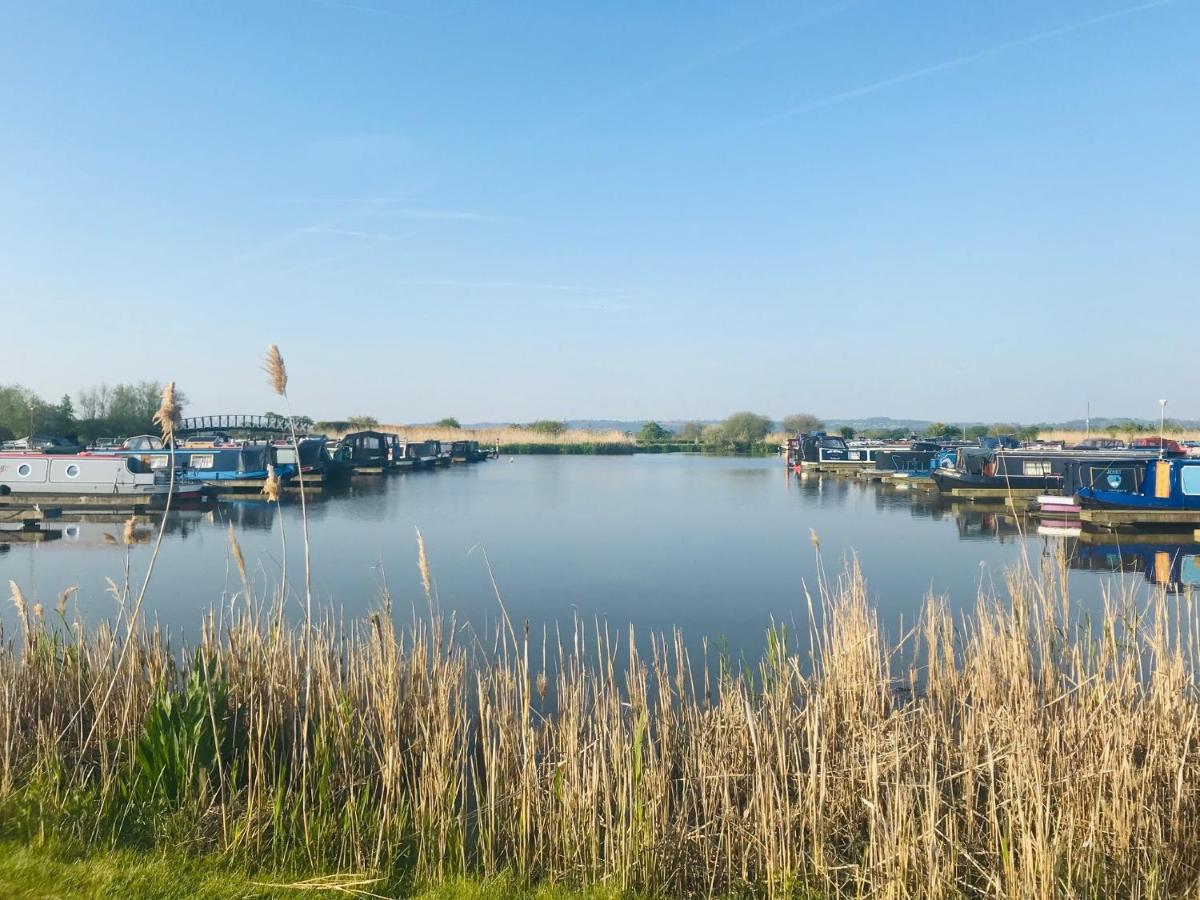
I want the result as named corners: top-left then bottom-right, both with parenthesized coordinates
top-left (448, 440), bottom-right (471, 463)
top-left (1, 435), bottom-right (84, 454)
top-left (339, 431), bottom-right (393, 472)
top-left (93, 435), bottom-right (292, 483)
top-left (786, 432), bottom-right (879, 470)
top-left (411, 439), bottom-right (440, 469)
top-left (271, 437), bottom-right (348, 481)
top-left (872, 441), bottom-right (944, 477)
top-left (0, 452), bottom-right (205, 503)
top-left (1077, 458), bottom-right (1200, 511)
top-left (932, 449), bottom-right (1157, 494)
top-left (389, 439), bottom-right (423, 470)
top-left (427, 439), bottom-right (451, 467)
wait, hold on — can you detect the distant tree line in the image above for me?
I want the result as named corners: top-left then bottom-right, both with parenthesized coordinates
top-left (0, 381), bottom-right (187, 443)
top-left (636, 412), bottom-right (775, 450)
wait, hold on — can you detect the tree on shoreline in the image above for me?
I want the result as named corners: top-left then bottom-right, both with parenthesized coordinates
top-left (782, 413), bottom-right (823, 434)
top-left (637, 421), bottom-right (671, 443)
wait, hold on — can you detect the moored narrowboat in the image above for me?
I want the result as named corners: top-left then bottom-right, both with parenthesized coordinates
top-left (340, 431), bottom-right (393, 473)
top-left (1077, 458), bottom-right (1200, 512)
top-left (786, 432), bottom-right (879, 470)
top-left (93, 435), bottom-right (291, 484)
top-left (932, 449), bottom-right (1159, 494)
top-left (0, 452), bottom-right (206, 504)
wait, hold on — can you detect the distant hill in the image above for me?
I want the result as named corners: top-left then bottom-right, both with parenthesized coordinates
top-left (450, 415), bottom-right (1200, 434)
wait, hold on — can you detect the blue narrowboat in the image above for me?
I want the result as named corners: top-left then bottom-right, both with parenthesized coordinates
top-left (1077, 458), bottom-right (1200, 511)
top-left (94, 435), bottom-right (295, 483)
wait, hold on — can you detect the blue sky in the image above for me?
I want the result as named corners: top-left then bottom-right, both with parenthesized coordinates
top-left (1, 0), bottom-right (1196, 424)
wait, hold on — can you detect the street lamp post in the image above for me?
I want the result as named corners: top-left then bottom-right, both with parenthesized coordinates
top-left (1158, 399), bottom-right (1168, 459)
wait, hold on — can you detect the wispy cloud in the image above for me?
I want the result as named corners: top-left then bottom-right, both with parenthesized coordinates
top-left (534, 0), bottom-right (860, 140)
top-left (291, 196), bottom-right (410, 204)
top-left (373, 209), bottom-right (518, 223)
top-left (300, 225), bottom-right (375, 238)
top-left (754, 0), bottom-right (1180, 126)
top-left (395, 278), bottom-right (638, 294)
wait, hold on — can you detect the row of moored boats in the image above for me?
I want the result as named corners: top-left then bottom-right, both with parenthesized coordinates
top-left (0, 429), bottom-right (494, 505)
top-left (786, 431), bottom-right (1200, 519)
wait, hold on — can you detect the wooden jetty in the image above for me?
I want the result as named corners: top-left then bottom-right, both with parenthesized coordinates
top-left (0, 506), bottom-right (60, 526)
top-left (946, 487), bottom-right (1045, 501)
top-left (0, 494), bottom-right (158, 512)
top-left (1079, 508), bottom-right (1200, 528)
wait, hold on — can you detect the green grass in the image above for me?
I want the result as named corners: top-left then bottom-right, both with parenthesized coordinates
top-left (0, 841), bottom-right (649, 900)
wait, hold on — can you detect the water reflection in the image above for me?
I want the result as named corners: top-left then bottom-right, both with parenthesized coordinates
top-left (1067, 534), bottom-right (1200, 593)
top-left (1, 458), bottom-right (1194, 656)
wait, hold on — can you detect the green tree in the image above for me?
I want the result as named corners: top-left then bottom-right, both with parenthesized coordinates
top-left (964, 425), bottom-right (990, 441)
top-left (719, 411), bottom-right (772, 445)
top-left (0, 384), bottom-right (42, 438)
top-left (436, 417), bottom-right (461, 429)
top-left (637, 421), bottom-right (671, 443)
top-left (528, 420), bottom-right (566, 436)
top-left (347, 415), bottom-right (380, 430)
top-left (781, 413), bottom-right (823, 434)
top-left (925, 422), bottom-right (963, 440)
top-left (675, 421), bottom-right (705, 442)
top-left (838, 426), bottom-right (857, 440)
top-left (1017, 425), bottom-right (1040, 442)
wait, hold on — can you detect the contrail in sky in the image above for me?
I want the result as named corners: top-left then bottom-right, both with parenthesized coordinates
top-left (753, 0), bottom-right (1181, 126)
top-left (532, 0), bottom-right (861, 141)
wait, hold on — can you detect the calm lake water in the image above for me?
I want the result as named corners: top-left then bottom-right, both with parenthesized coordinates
top-left (2, 455), bottom-right (1194, 656)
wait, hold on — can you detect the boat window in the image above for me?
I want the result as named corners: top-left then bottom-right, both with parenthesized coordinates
top-left (65, 463), bottom-right (80, 478)
top-left (190, 454), bottom-right (215, 469)
top-left (1022, 461), bottom-right (1052, 476)
top-left (17, 463), bottom-right (31, 477)
top-left (149, 455), bottom-right (169, 469)
top-left (275, 449), bottom-right (297, 464)
top-left (1181, 466), bottom-right (1200, 496)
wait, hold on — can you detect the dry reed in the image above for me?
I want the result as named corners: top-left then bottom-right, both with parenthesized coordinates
top-left (2, 550), bottom-right (1198, 898)
top-left (355, 425), bottom-right (634, 447)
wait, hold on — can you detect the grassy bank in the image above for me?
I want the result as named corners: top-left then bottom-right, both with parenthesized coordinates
top-left (4, 548), bottom-right (1199, 898)
top-left (0, 840), bottom-right (639, 899)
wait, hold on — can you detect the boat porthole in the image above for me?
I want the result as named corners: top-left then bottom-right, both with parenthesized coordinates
top-left (65, 464), bottom-right (80, 478)
top-left (17, 463), bottom-right (31, 477)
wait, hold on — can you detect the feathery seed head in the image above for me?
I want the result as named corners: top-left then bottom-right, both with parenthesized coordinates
top-left (152, 381), bottom-right (181, 443)
top-left (9, 580), bottom-right (27, 619)
top-left (264, 344), bottom-right (288, 396)
top-left (262, 465), bottom-right (281, 503)
top-left (57, 586), bottom-right (77, 618)
top-left (415, 527), bottom-right (432, 599)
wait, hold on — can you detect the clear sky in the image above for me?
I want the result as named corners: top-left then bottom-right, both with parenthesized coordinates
top-left (2, 0), bottom-right (1196, 424)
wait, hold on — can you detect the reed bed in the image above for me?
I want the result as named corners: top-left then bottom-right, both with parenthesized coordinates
top-left (1039, 428), bottom-right (1200, 444)
top-left (2, 554), bottom-right (1200, 898)
top-left (361, 425), bottom-right (634, 447)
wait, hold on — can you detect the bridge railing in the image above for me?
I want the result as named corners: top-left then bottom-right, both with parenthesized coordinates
top-left (177, 414), bottom-right (299, 436)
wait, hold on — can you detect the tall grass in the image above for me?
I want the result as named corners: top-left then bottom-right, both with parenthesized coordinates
top-left (1039, 428), bottom-right (1200, 444)
top-left (356, 425), bottom-right (634, 447)
top-left (2, 551), bottom-right (1199, 897)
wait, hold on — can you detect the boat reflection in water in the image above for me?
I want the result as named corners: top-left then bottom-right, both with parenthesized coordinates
top-left (1066, 534), bottom-right (1200, 593)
